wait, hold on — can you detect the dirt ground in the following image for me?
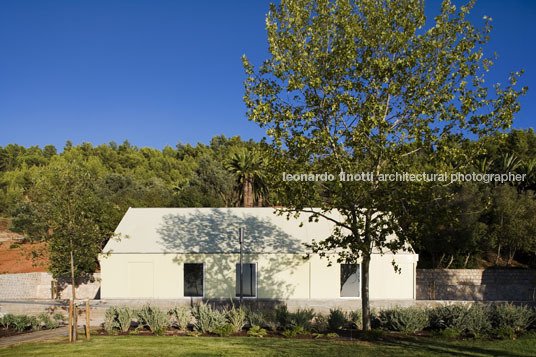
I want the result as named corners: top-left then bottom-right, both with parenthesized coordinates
top-left (0, 241), bottom-right (48, 274)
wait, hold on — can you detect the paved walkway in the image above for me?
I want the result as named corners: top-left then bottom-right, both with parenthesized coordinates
top-left (0, 327), bottom-right (68, 347)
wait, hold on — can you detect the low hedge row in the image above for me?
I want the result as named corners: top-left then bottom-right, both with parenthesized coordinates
top-left (102, 303), bottom-right (536, 338)
top-left (0, 312), bottom-right (65, 332)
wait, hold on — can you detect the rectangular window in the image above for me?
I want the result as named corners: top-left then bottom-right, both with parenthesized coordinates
top-left (340, 264), bottom-right (360, 298)
top-left (184, 263), bottom-right (204, 297)
top-left (236, 263), bottom-right (256, 298)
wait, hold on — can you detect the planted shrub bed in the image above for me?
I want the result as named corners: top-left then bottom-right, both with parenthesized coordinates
top-left (100, 302), bottom-right (536, 341)
top-left (0, 312), bottom-right (65, 337)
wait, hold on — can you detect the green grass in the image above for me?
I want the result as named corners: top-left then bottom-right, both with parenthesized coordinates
top-left (1, 334), bottom-right (536, 357)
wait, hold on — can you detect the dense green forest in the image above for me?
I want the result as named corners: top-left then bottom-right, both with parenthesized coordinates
top-left (1, 129), bottom-right (535, 269)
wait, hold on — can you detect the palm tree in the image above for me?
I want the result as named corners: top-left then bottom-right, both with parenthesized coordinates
top-left (225, 149), bottom-right (268, 207)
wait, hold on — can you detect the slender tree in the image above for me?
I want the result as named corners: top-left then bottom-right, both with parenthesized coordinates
top-left (243, 0), bottom-right (526, 329)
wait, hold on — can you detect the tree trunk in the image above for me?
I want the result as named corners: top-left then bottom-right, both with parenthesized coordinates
top-left (361, 212), bottom-right (372, 331)
top-left (361, 252), bottom-right (371, 331)
top-left (70, 250), bottom-right (77, 342)
top-left (243, 179), bottom-right (253, 207)
top-left (507, 248), bottom-right (516, 267)
top-left (495, 244), bottom-right (501, 265)
top-left (463, 253), bottom-right (470, 268)
top-left (445, 255), bottom-right (454, 269)
top-left (437, 253), bottom-right (446, 269)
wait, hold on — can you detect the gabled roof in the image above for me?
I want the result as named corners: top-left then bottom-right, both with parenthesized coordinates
top-left (103, 207), bottom-right (414, 255)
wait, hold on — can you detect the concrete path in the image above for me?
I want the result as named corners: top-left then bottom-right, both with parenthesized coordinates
top-left (0, 327), bottom-right (68, 347)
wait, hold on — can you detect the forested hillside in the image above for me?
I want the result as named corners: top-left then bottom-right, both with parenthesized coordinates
top-left (1, 129), bottom-right (535, 270)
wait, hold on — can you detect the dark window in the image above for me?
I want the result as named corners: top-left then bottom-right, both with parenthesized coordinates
top-left (340, 264), bottom-right (360, 297)
top-left (235, 263), bottom-right (256, 297)
top-left (184, 263), bottom-right (204, 297)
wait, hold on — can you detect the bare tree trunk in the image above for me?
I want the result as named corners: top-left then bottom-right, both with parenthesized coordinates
top-left (70, 249), bottom-right (77, 342)
top-left (495, 244), bottom-right (501, 265)
top-left (463, 253), bottom-right (470, 268)
top-left (445, 255), bottom-right (454, 269)
top-left (437, 253), bottom-right (446, 269)
top-left (243, 179), bottom-right (253, 207)
top-left (507, 248), bottom-right (516, 267)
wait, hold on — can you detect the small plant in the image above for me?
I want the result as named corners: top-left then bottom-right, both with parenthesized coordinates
top-left (456, 304), bottom-right (491, 337)
top-left (104, 307), bottom-right (119, 334)
top-left (492, 327), bottom-right (516, 340)
top-left (37, 313), bottom-right (59, 330)
top-left (116, 307), bottom-right (134, 332)
top-left (12, 315), bottom-right (32, 332)
top-left (275, 305), bottom-right (291, 329)
top-left (429, 304), bottom-right (469, 330)
top-left (490, 304), bottom-right (535, 332)
top-left (281, 326), bottom-right (306, 338)
top-left (1, 314), bottom-right (15, 328)
top-left (377, 306), bottom-right (429, 333)
top-left (153, 327), bottom-right (167, 336)
top-left (53, 313), bottom-right (65, 324)
top-left (247, 309), bottom-right (277, 331)
top-left (328, 308), bottom-right (347, 331)
top-left (313, 313), bottom-right (328, 333)
top-left (214, 323), bottom-right (234, 337)
top-left (247, 325), bottom-right (267, 337)
top-left (227, 305), bottom-right (247, 332)
top-left (29, 316), bottom-right (41, 331)
top-left (169, 306), bottom-right (192, 331)
top-left (360, 328), bottom-right (386, 341)
top-left (349, 310), bottom-right (362, 329)
top-left (137, 305), bottom-right (170, 332)
top-left (438, 327), bottom-right (461, 338)
top-left (192, 303), bottom-right (227, 334)
top-left (326, 332), bottom-right (339, 339)
top-left (289, 308), bottom-right (315, 330)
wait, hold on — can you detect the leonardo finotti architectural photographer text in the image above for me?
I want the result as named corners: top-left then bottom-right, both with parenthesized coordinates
top-left (282, 172), bottom-right (526, 184)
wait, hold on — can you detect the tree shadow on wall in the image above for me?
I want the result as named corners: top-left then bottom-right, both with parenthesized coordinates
top-left (156, 208), bottom-right (307, 299)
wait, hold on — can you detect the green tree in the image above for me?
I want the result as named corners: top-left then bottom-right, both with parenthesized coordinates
top-left (489, 185), bottom-right (536, 266)
top-left (16, 160), bottom-right (112, 340)
top-left (243, 0), bottom-right (525, 329)
top-left (225, 149), bottom-right (268, 207)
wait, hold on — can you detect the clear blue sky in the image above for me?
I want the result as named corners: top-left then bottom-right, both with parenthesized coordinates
top-left (1, 0), bottom-right (534, 150)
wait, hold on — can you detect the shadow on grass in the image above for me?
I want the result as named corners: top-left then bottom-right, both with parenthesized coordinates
top-left (375, 334), bottom-right (532, 357)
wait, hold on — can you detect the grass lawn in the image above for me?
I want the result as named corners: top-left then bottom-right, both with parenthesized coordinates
top-left (1, 334), bottom-right (535, 357)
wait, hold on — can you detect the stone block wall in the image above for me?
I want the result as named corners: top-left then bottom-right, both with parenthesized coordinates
top-left (0, 272), bottom-right (100, 300)
top-left (416, 269), bottom-right (536, 301)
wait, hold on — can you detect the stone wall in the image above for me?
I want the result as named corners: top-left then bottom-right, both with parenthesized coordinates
top-left (0, 272), bottom-right (100, 300)
top-left (416, 269), bottom-right (536, 301)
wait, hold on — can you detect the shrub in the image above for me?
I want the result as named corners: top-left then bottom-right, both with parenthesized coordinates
top-left (12, 315), bottom-right (32, 332)
top-left (490, 304), bottom-right (535, 332)
top-left (455, 304), bottom-right (491, 337)
top-left (214, 323), bottom-right (234, 337)
top-left (37, 313), bottom-right (59, 330)
top-left (289, 308), bottom-right (315, 330)
top-left (247, 309), bottom-right (277, 331)
top-left (29, 316), bottom-right (41, 331)
top-left (104, 307), bottom-right (119, 334)
top-left (313, 313), bottom-right (328, 333)
top-left (53, 313), bottom-right (65, 324)
top-left (275, 305), bottom-right (291, 329)
top-left (348, 310), bottom-right (362, 329)
top-left (360, 328), bottom-right (386, 341)
top-left (281, 326), bottom-right (306, 338)
top-left (0, 314), bottom-right (15, 328)
top-left (492, 327), bottom-right (516, 340)
top-left (377, 307), bottom-right (429, 333)
top-left (169, 306), bottom-right (192, 331)
top-left (192, 303), bottom-right (227, 334)
top-left (227, 305), bottom-right (247, 332)
top-left (429, 304), bottom-right (469, 330)
top-left (137, 305), bottom-right (170, 332)
top-left (247, 325), bottom-right (267, 337)
top-left (328, 308), bottom-right (347, 331)
top-left (326, 332), bottom-right (339, 339)
top-left (116, 307), bottom-right (134, 332)
top-left (437, 327), bottom-right (461, 338)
